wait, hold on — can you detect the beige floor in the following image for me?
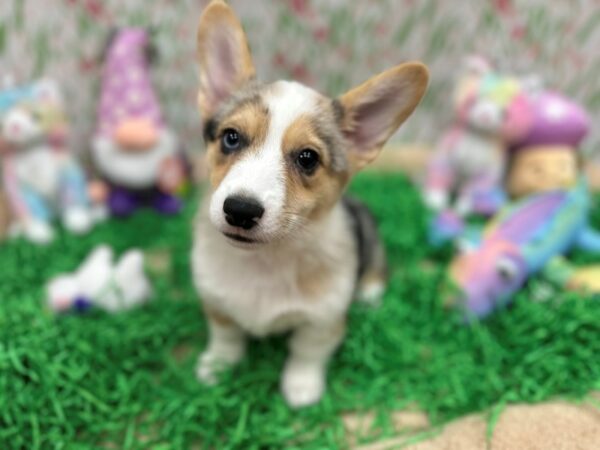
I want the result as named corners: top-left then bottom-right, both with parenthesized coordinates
top-left (345, 396), bottom-right (600, 450)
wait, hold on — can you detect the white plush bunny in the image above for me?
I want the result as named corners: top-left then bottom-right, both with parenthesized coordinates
top-left (46, 245), bottom-right (152, 313)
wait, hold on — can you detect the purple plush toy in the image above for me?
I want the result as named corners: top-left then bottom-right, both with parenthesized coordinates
top-left (91, 28), bottom-right (186, 218)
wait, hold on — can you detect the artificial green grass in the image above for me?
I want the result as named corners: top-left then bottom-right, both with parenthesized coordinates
top-left (1, 173), bottom-right (599, 449)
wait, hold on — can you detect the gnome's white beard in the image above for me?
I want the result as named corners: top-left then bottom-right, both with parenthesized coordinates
top-left (92, 128), bottom-right (177, 189)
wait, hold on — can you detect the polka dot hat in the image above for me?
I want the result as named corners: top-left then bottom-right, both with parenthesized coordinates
top-left (96, 28), bottom-right (164, 137)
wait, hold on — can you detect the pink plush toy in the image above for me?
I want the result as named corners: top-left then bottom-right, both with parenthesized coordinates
top-left (424, 57), bottom-right (534, 217)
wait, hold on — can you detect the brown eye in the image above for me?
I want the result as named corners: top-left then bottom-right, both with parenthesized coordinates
top-left (295, 149), bottom-right (320, 174)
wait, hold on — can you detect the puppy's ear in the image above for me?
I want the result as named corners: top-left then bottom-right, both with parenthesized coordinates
top-left (338, 62), bottom-right (428, 170)
top-left (197, 0), bottom-right (255, 117)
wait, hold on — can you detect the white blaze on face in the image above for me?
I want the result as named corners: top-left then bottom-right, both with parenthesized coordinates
top-left (209, 81), bottom-right (321, 236)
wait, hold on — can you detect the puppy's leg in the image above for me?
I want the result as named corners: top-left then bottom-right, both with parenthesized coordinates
top-left (357, 271), bottom-right (387, 306)
top-left (196, 309), bottom-right (246, 384)
top-left (343, 196), bottom-right (388, 307)
top-left (282, 320), bottom-right (345, 408)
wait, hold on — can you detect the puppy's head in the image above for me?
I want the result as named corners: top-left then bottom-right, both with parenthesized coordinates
top-left (197, 0), bottom-right (428, 248)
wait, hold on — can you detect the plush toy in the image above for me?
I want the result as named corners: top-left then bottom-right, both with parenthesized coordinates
top-left (0, 80), bottom-right (103, 244)
top-left (46, 245), bottom-right (152, 313)
top-left (505, 91), bottom-right (590, 200)
top-left (424, 57), bottom-right (533, 217)
top-left (91, 28), bottom-right (187, 218)
top-left (449, 178), bottom-right (600, 318)
top-left (448, 92), bottom-right (597, 319)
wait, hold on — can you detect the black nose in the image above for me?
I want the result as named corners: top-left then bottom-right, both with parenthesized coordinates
top-left (223, 196), bottom-right (265, 230)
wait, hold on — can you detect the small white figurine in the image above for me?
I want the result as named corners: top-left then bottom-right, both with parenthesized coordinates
top-left (46, 245), bottom-right (152, 313)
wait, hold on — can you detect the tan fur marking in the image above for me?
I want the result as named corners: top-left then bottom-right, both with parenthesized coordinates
top-left (360, 270), bottom-right (387, 286)
top-left (206, 101), bottom-right (270, 188)
top-left (281, 114), bottom-right (331, 168)
top-left (297, 258), bottom-right (333, 299)
top-left (281, 114), bottom-right (350, 221)
top-left (332, 319), bottom-right (347, 338)
top-left (205, 306), bottom-right (236, 327)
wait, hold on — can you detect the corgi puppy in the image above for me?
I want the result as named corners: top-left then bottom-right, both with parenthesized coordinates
top-left (192, 0), bottom-right (428, 407)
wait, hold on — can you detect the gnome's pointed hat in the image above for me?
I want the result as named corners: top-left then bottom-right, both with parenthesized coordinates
top-left (96, 28), bottom-right (164, 137)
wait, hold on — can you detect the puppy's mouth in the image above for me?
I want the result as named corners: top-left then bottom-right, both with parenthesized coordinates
top-left (222, 232), bottom-right (266, 248)
top-left (224, 232), bottom-right (256, 243)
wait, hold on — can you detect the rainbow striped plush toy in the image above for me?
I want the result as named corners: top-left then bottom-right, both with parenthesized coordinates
top-left (449, 178), bottom-right (600, 319)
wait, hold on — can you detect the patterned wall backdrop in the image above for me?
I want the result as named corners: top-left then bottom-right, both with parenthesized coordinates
top-left (1, 0), bottom-right (599, 156)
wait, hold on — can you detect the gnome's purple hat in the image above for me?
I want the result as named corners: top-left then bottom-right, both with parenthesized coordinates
top-left (96, 28), bottom-right (164, 137)
top-left (511, 91), bottom-right (590, 151)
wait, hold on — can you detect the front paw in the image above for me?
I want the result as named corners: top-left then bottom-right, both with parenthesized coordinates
top-left (195, 348), bottom-right (243, 385)
top-left (281, 361), bottom-right (325, 408)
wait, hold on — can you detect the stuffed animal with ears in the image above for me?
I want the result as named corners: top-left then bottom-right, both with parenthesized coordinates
top-left (92, 28), bottom-right (187, 218)
top-left (424, 56), bottom-right (534, 218)
top-left (0, 80), bottom-right (103, 244)
top-left (46, 244), bottom-right (152, 313)
top-left (448, 91), bottom-right (599, 319)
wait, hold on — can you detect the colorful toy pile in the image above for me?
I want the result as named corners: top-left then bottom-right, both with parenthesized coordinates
top-left (0, 28), bottom-right (189, 245)
top-left (439, 67), bottom-right (599, 319)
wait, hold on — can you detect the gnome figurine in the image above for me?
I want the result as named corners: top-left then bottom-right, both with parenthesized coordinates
top-left (505, 91), bottom-right (590, 200)
top-left (92, 28), bottom-right (186, 217)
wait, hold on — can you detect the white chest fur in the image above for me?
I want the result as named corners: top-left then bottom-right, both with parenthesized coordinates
top-left (191, 201), bottom-right (358, 337)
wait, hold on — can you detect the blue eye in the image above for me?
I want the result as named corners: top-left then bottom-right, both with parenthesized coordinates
top-left (221, 128), bottom-right (242, 154)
